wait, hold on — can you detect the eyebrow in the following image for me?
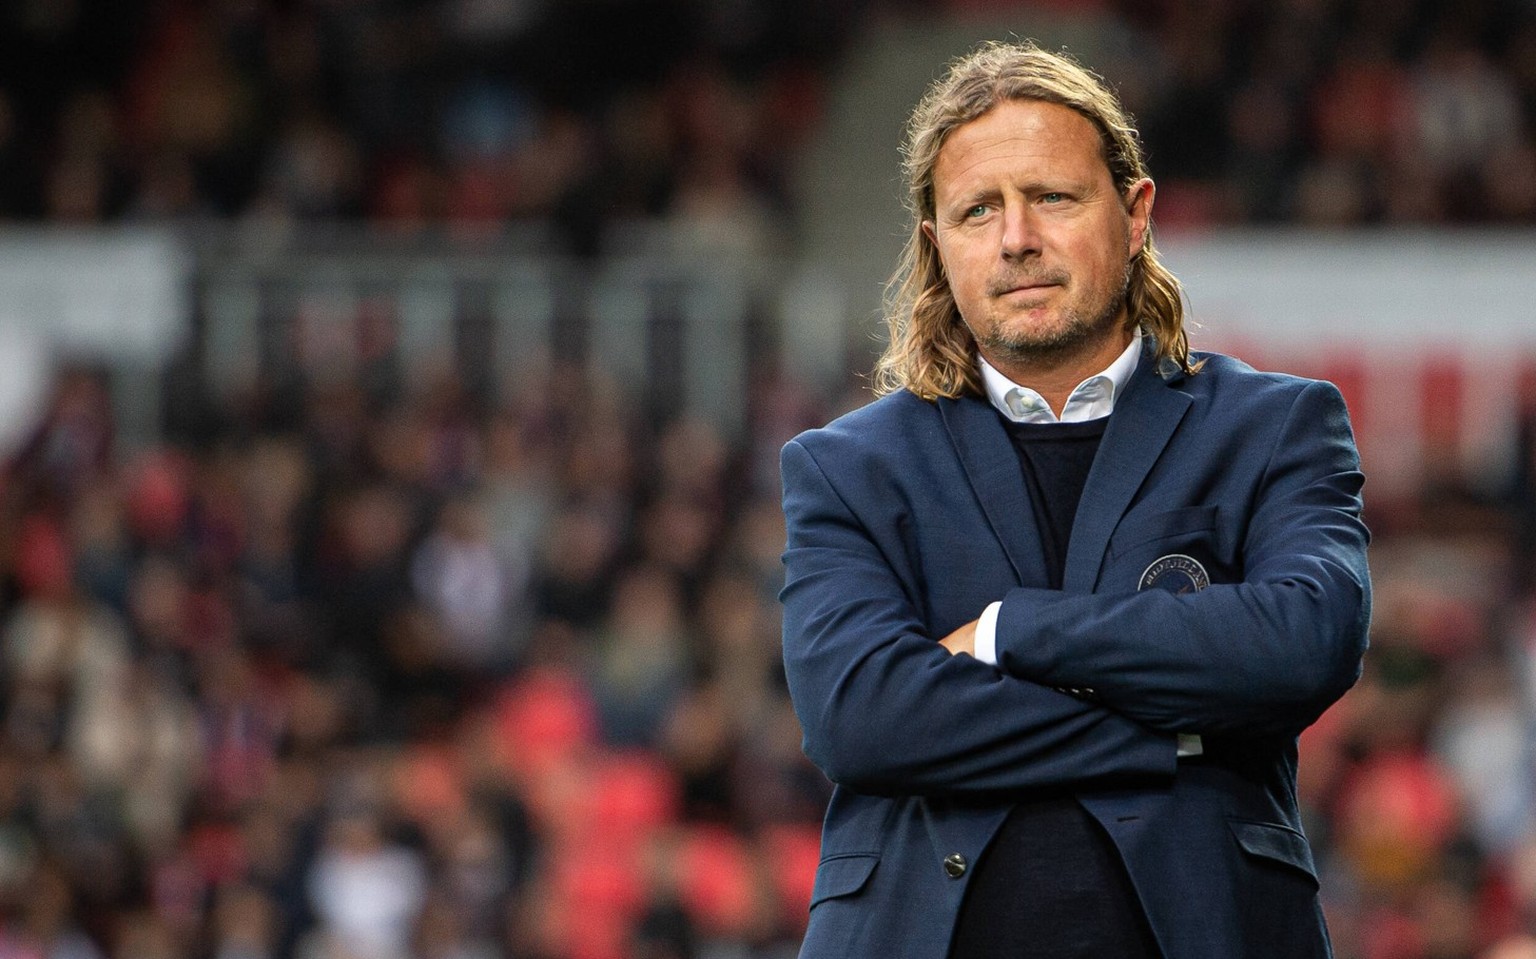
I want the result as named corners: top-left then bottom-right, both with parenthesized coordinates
top-left (941, 178), bottom-right (1091, 208)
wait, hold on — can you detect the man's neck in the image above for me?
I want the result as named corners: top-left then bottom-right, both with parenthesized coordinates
top-left (980, 328), bottom-right (1137, 417)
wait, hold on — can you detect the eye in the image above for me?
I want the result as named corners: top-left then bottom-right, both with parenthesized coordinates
top-left (966, 204), bottom-right (988, 218)
top-left (1040, 192), bottom-right (1066, 204)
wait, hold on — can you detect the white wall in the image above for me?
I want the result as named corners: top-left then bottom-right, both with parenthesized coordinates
top-left (0, 229), bottom-right (189, 452)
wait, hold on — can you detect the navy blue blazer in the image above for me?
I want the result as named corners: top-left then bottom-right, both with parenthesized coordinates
top-left (779, 344), bottom-right (1371, 959)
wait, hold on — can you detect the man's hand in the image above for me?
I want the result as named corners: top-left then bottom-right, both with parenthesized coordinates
top-left (940, 619), bottom-right (978, 657)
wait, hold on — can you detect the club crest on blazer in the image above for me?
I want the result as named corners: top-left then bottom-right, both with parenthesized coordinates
top-left (1138, 553), bottom-right (1210, 594)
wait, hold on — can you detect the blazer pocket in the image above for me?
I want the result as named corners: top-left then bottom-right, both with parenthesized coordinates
top-left (1108, 504), bottom-right (1219, 561)
top-left (809, 853), bottom-right (880, 908)
top-left (1228, 819), bottom-right (1319, 888)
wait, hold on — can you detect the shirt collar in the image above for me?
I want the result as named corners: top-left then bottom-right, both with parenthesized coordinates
top-left (980, 329), bottom-right (1142, 424)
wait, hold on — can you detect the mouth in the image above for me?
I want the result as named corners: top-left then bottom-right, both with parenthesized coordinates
top-left (990, 272), bottom-right (1066, 297)
top-left (996, 282), bottom-right (1059, 298)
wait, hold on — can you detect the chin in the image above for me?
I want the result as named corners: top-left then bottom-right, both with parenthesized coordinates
top-left (987, 322), bottom-right (1105, 362)
top-left (993, 320), bottom-right (1079, 352)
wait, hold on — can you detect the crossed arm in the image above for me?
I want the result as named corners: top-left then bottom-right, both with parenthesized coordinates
top-left (779, 381), bottom-right (1370, 798)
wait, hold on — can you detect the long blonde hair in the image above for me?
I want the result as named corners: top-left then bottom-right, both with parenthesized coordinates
top-left (873, 40), bottom-right (1196, 400)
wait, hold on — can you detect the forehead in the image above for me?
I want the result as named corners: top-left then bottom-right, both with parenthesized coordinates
top-left (932, 99), bottom-right (1109, 199)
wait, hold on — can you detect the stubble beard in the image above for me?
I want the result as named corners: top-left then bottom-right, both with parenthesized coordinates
top-left (974, 266), bottom-right (1132, 370)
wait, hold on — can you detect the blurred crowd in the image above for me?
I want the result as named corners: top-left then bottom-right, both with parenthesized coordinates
top-left (0, 360), bottom-right (834, 959)
top-left (3, 0), bottom-right (1536, 241)
top-left (1302, 431), bottom-right (1536, 959)
top-left (0, 0), bottom-right (848, 252)
top-left (1100, 0), bottom-right (1536, 224)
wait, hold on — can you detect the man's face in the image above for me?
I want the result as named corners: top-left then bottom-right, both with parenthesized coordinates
top-left (923, 99), bottom-right (1153, 372)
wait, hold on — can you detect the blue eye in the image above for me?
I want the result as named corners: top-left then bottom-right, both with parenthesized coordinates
top-left (1041, 192), bottom-right (1065, 203)
top-left (966, 204), bottom-right (988, 218)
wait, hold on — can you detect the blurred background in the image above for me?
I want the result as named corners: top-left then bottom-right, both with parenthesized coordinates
top-left (1, 1), bottom-right (1535, 958)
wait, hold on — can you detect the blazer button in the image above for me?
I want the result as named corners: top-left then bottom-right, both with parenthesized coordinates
top-left (943, 853), bottom-right (967, 878)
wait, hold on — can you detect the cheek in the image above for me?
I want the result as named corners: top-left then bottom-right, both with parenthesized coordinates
top-left (943, 238), bottom-right (991, 282)
top-left (1072, 234), bottom-right (1126, 286)
top-left (947, 262), bottom-right (989, 310)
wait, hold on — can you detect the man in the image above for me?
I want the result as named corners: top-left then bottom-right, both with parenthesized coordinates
top-left (778, 41), bottom-right (1370, 959)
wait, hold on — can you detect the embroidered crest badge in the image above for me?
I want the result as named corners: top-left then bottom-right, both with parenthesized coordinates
top-left (1138, 553), bottom-right (1210, 594)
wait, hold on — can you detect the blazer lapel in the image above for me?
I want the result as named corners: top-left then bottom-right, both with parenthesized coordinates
top-left (1063, 349), bottom-right (1193, 594)
top-left (937, 394), bottom-right (1051, 588)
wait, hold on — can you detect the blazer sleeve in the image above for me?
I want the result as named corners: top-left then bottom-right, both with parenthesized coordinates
top-left (991, 379), bottom-right (1371, 740)
top-left (780, 437), bottom-right (1177, 798)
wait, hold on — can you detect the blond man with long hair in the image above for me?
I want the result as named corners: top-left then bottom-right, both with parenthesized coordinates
top-left (779, 40), bottom-right (1370, 958)
top-left (876, 40), bottom-right (1196, 402)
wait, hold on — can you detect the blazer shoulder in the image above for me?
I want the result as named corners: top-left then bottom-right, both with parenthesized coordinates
top-left (786, 389), bottom-right (946, 461)
top-left (1184, 351), bottom-right (1339, 408)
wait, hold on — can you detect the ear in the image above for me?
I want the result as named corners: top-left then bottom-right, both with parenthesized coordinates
top-left (1125, 179), bottom-right (1154, 256)
top-left (921, 219), bottom-right (947, 276)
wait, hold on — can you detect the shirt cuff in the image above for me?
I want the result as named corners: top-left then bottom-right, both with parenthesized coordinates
top-left (974, 601), bottom-right (1002, 665)
top-left (1177, 734), bottom-right (1204, 758)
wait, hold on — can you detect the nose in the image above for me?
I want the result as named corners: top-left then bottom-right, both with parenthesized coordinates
top-left (999, 201), bottom-right (1041, 260)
